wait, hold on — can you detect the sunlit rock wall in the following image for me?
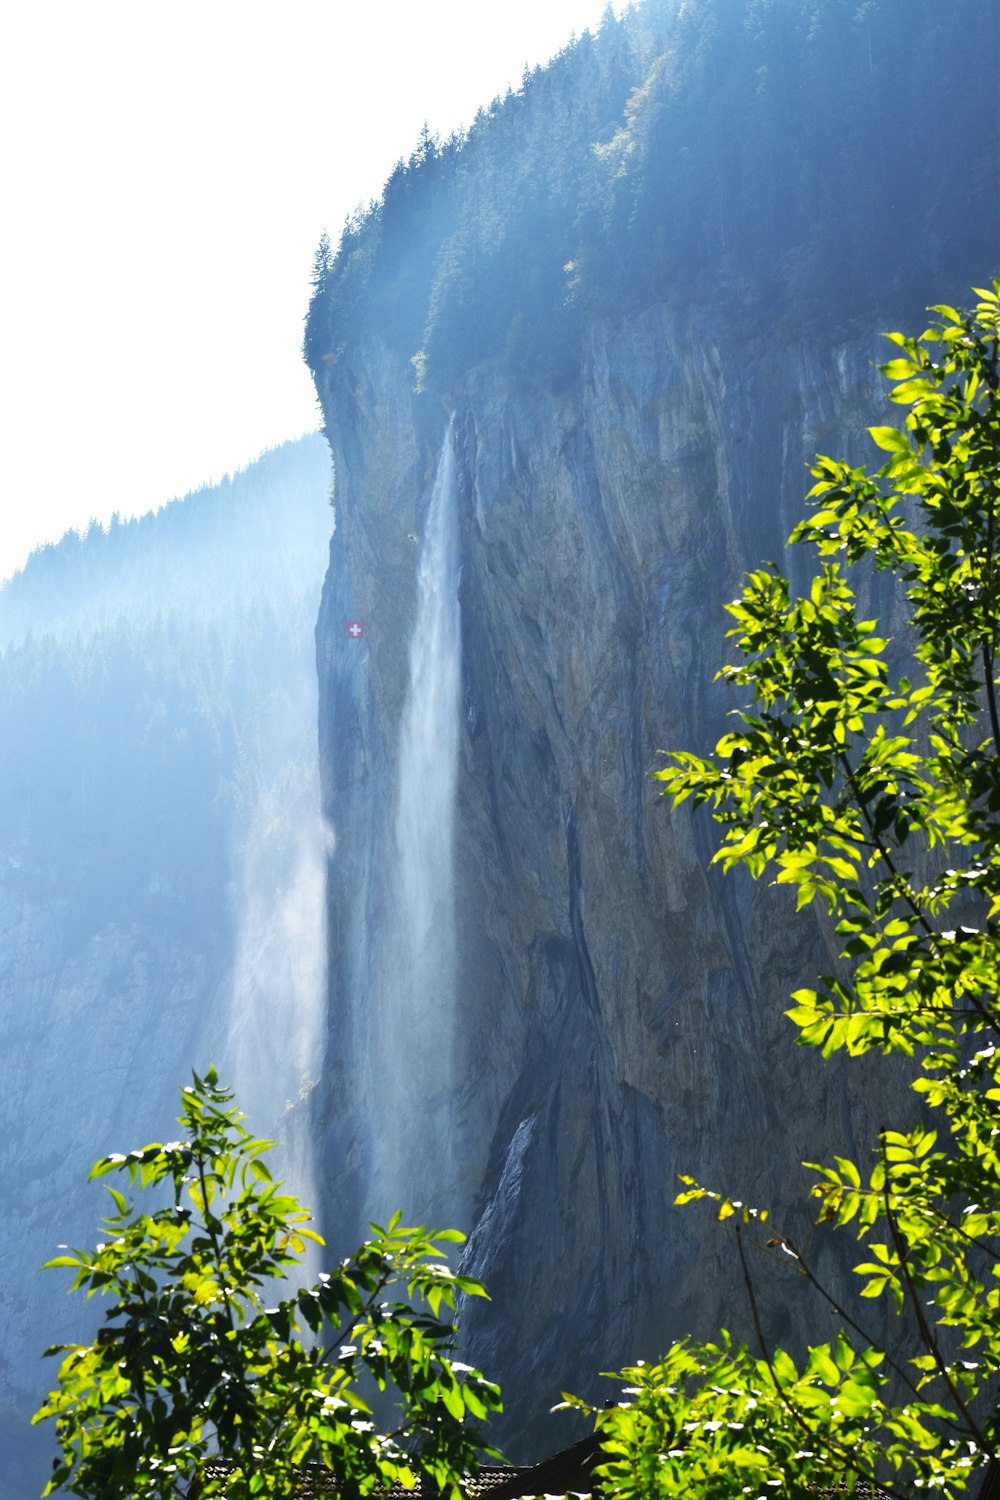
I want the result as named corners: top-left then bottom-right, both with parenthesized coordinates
top-left (312, 305), bottom-right (912, 1454)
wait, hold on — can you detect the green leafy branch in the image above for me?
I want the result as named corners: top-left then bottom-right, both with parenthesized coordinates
top-left (35, 1069), bottom-right (501, 1500)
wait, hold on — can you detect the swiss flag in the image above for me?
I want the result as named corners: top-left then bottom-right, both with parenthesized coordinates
top-left (345, 620), bottom-right (365, 639)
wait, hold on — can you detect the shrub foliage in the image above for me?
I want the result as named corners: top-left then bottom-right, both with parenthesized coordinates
top-left (35, 1069), bottom-right (500, 1500)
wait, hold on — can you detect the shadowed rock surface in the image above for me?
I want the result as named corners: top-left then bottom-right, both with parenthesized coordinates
top-left (307, 0), bottom-right (998, 1457)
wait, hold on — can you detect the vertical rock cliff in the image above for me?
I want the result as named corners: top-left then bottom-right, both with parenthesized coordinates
top-left (307, 0), bottom-right (998, 1456)
top-left (313, 314), bottom-right (897, 1446)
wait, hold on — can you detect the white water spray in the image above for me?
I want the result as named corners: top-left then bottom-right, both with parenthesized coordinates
top-left (378, 427), bottom-right (462, 1214)
top-left (228, 660), bottom-right (330, 1250)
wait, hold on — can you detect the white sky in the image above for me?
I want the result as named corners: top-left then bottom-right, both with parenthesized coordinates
top-left (0, 0), bottom-right (617, 582)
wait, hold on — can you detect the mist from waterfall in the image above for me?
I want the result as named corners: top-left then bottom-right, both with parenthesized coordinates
top-left (378, 426), bottom-right (462, 1219)
top-left (229, 774), bottom-right (330, 1220)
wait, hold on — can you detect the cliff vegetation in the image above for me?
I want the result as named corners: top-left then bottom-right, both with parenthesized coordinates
top-left (306, 0), bottom-right (998, 398)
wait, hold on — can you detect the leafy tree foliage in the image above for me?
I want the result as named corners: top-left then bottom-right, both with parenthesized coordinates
top-left (34, 1070), bottom-right (501, 1500)
top-left (568, 287), bottom-right (1000, 1496)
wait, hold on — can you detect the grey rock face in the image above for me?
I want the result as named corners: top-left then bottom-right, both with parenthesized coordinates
top-left (313, 306), bottom-right (905, 1453)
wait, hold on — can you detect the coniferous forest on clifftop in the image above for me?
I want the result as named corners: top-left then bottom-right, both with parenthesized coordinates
top-left (306, 0), bottom-right (995, 399)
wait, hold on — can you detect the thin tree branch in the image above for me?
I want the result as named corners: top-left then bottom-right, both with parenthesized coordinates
top-left (735, 1224), bottom-right (908, 1500)
top-left (779, 1237), bottom-right (926, 1406)
top-left (838, 751), bottom-right (935, 938)
top-left (981, 455), bottom-right (1000, 757)
top-left (882, 1171), bottom-right (993, 1459)
top-left (982, 644), bottom-right (1000, 760)
top-left (196, 1152), bottom-right (259, 1477)
top-left (837, 750), bottom-right (1000, 1039)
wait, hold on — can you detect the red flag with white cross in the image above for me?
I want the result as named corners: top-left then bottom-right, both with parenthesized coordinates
top-left (345, 620), bottom-right (365, 639)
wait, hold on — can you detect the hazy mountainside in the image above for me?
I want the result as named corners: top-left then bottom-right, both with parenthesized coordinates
top-left (0, 438), bottom-right (330, 1498)
top-left (305, 0), bottom-right (999, 1457)
top-left (0, 440), bottom-right (331, 644)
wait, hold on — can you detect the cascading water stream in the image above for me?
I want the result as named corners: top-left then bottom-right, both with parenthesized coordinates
top-left (376, 425), bottom-right (462, 1218)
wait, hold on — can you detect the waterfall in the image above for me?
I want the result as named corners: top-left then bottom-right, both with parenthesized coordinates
top-left (376, 426), bottom-right (462, 1219)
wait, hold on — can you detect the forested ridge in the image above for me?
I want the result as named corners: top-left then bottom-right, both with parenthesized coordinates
top-left (0, 439), bottom-right (330, 645)
top-left (306, 0), bottom-right (998, 398)
top-left (0, 437), bottom-right (330, 945)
